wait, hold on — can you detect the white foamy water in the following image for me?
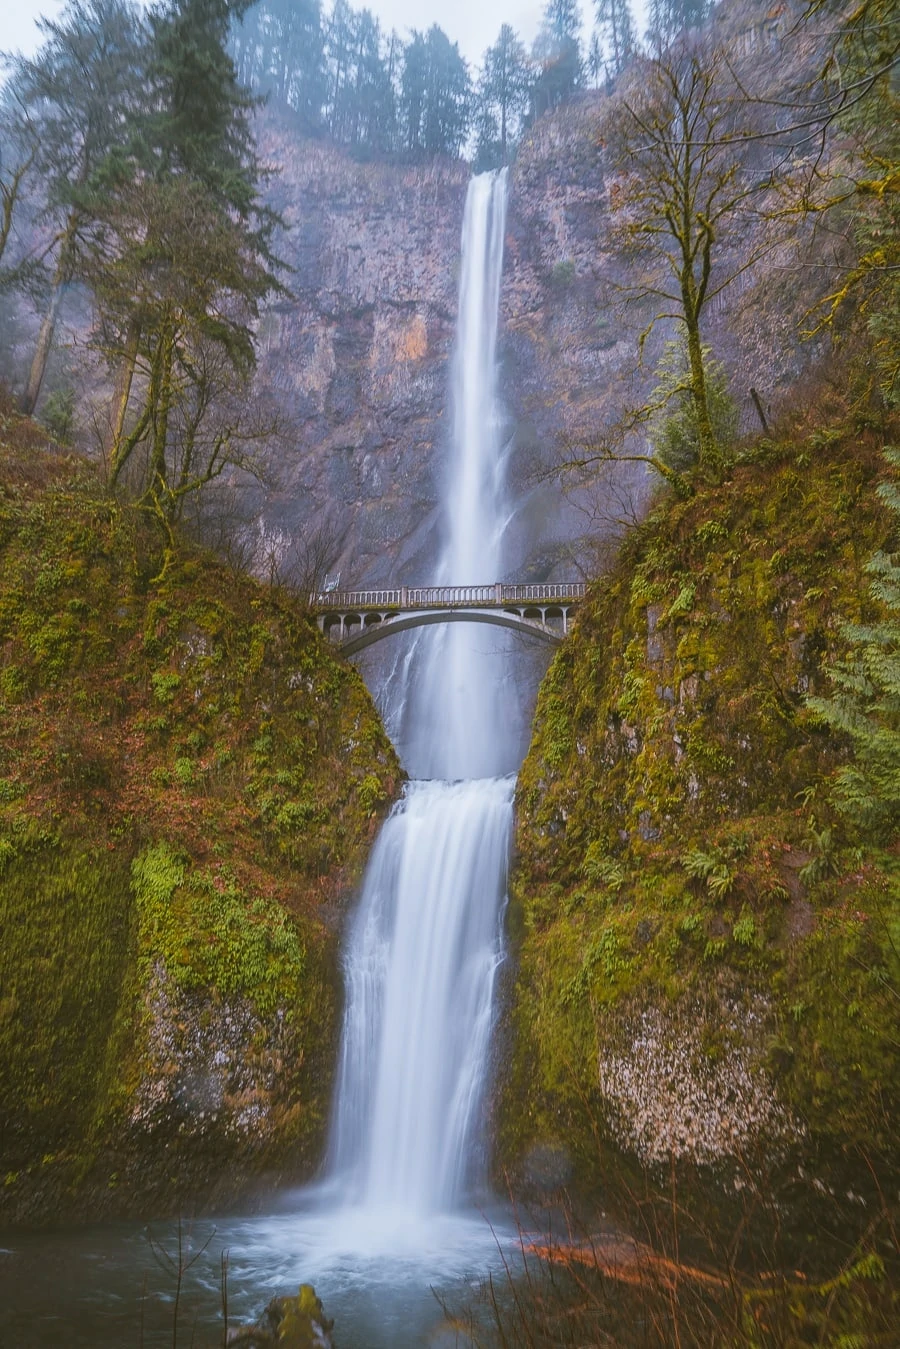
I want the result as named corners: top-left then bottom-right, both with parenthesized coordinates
top-left (328, 775), bottom-right (514, 1214)
top-left (0, 171), bottom-right (532, 1349)
top-left (325, 173), bottom-right (514, 1237)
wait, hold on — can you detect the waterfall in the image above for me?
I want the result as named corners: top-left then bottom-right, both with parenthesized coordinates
top-left (327, 171), bottom-right (514, 1218)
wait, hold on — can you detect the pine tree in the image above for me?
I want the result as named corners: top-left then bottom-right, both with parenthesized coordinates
top-left (87, 0), bottom-right (284, 529)
top-left (649, 339), bottom-right (737, 476)
top-left (809, 449), bottom-right (900, 837)
top-left (646, 0), bottom-right (711, 51)
top-left (532, 0), bottom-right (583, 115)
top-left (0, 87), bottom-right (39, 291)
top-left (400, 26), bottom-right (470, 160)
top-left (265, 0), bottom-right (326, 130)
top-left (474, 24), bottom-right (530, 168)
top-left (5, 0), bottom-right (146, 414)
top-left (400, 31), bottom-right (428, 156)
top-left (594, 0), bottom-right (636, 83)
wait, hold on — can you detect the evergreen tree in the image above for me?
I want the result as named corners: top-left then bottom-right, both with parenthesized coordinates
top-left (474, 24), bottom-right (530, 168)
top-left (400, 26), bottom-right (470, 160)
top-left (4, 0), bottom-right (147, 414)
top-left (649, 339), bottom-right (737, 476)
top-left (87, 0), bottom-right (284, 528)
top-left (809, 449), bottom-right (900, 837)
top-left (532, 0), bottom-right (583, 116)
top-left (325, 0), bottom-right (357, 142)
top-left (400, 31), bottom-right (428, 156)
top-left (587, 31), bottom-right (604, 88)
top-left (646, 0), bottom-right (711, 51)
top-left (266, 0), bottom-right (326, 129)
top-left (594, 0), bottom-right (637, 83)
top-left (0, 86), bottom-right (39, 292)
top-left (343, 9), bottom-right (396, 154)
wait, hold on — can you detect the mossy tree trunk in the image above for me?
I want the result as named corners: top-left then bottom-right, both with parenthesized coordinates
top-left (19, 217), bottom-right (77, 416)
top-left (606, 39), bottom-right (769, 479)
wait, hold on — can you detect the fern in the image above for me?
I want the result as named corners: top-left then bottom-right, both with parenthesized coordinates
top-left (582, 842), bottom-right (626, 892)
top-left (682, 846), bottom-right (735, 898)
top-left (809, 447), bottom-right (900, 835)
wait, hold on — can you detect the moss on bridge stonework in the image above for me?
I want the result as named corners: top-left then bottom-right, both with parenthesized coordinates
top-left (0, 406), bottom-right (400, 1225)
top-left (500, 425), bottom-right (900, 1258)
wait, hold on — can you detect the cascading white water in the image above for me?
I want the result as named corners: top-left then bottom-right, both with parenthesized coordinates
top-left (328, 171), bottom-right (514, 1219)
top-left (6, 170), bottom-right (523, 1349)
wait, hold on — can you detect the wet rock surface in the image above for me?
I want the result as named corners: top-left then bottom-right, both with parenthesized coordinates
top-left (227, 1284), bottom-right (334, 1348)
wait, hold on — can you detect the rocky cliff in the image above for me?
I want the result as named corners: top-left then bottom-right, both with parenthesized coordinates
top-left (5, 2), bottom-right (828, 598)
top-left (499, 416), bottom-right (899, 1258)
top-left (0, 399), bottom-right (399, 1225)
top-left (247, 0), bottom-right (827, 592)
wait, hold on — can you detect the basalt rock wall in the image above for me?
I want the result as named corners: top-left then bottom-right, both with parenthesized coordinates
top-left (251, 3), bottom-right (823, 590)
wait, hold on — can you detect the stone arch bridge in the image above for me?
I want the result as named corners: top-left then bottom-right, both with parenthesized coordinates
top-left (310, 583), bottom-right (585, 656)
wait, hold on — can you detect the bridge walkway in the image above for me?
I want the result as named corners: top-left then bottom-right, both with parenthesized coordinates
top-left (310, 582), bottom-right (585, 654)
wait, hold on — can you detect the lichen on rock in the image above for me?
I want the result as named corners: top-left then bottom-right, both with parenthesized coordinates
top-left (597, 998), bottom-right (800, 1166)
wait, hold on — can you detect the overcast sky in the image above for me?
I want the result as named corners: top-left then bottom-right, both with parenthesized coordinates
top-left (3, 0), bottom-right (648, 73)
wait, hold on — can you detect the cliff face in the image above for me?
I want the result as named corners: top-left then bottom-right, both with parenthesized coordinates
top-left (6, 0), bottom-right (826, 595)
top-left (500, 424), bottom-right (900, 1243)
top-left (250, 121), bottom-right (468, 586)
top-left (250, 5), bottom-right (826, 591)
top-left (251, 111), bottom-right (625, 589)
top-left (0, 404), bottom-right (399, 1225)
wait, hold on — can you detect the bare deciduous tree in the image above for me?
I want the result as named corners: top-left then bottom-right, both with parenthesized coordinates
top-left (601, 35), bottom-right (772, 476)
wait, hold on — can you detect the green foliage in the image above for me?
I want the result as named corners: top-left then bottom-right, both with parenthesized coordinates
top-left (41, 388), bottom-right (76, 444)
top-left (400, 25), bottom-right (472, 160)
top-left (551, 258), bottom-right (576, 288)
top-left (473, 23), bottom-right (531, 168)
top-left (357, 772), bottom-right (386, 814)
top-left (809, 447), bottom-right (900, 835)
top-left (682, 846), bottom-right (735, 898)
top-left (0, 429), bottom-right (399, 1218)
top-left (131, 842), bottom-right (305, 1015)
top-left (151, 669), bottom-right (181, 704)
top-left (563, 926), bottom-right (631, 1006)
top-left (0, 842), bottom-right (134, 1169)
top-left (505, 423), bottom-right (899, 1252)
top-left (582, 843), bottom-right (626, 891)
top-left (649, 339), bottom-right (738, 475)
top-left (731, 909), bottom-right (757, 947)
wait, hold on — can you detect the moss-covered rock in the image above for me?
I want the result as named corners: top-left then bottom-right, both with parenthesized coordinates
top-left (502, 428), bottom-right (900, 1252)
top-left (0, 409), bottom-right (400, 1224)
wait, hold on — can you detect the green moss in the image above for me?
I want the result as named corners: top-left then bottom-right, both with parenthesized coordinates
top-left (504, 427), bottom-right (900, 1231)
top-left (132, 843), bottom-right (306, 1016)
top-left (0, 417), bottom-right (401, 1221)
top-left (0, 842), bottom-right (134, 1171)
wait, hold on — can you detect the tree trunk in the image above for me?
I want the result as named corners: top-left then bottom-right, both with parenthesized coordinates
top-left (684, 315), bottom-right (719, 473)
top-left (19, 223), bottom-right (76, 417)
top-left (108, 321), bottom-right (141, 464)
top-left (146, 324), bottom-right (175, 513)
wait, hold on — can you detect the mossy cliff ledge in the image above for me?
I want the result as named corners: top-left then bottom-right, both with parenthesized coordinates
top-left (501, 429), bottom-right (899, 1221)
top-left (0, 417), bottom-right (399, 1226)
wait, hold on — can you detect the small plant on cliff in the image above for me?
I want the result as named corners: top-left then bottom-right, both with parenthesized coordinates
top-left (809, 447), bottom-right (900, 836)
top-left (649, 339), bottom-right (738, 476)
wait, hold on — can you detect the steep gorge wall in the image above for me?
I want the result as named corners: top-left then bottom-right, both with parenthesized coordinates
top-left (0, 412), bottom-right (399, 1225)
top-left (499, 427), bottom-right (900, 1241)
top-left (250, 12), bottom-right (825, 591)
top-left (7, 0), bottom-right (826, 592)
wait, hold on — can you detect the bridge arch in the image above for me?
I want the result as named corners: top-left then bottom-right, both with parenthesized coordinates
top-left (338, 607), bottom-right (565, 656)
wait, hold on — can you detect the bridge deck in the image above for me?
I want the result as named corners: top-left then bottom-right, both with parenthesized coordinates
top-left (311, 582), bottom-right (585, 611)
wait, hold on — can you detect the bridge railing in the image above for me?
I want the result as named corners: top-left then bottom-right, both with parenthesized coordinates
top-left (310, 582), bottom-right (585, 611)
